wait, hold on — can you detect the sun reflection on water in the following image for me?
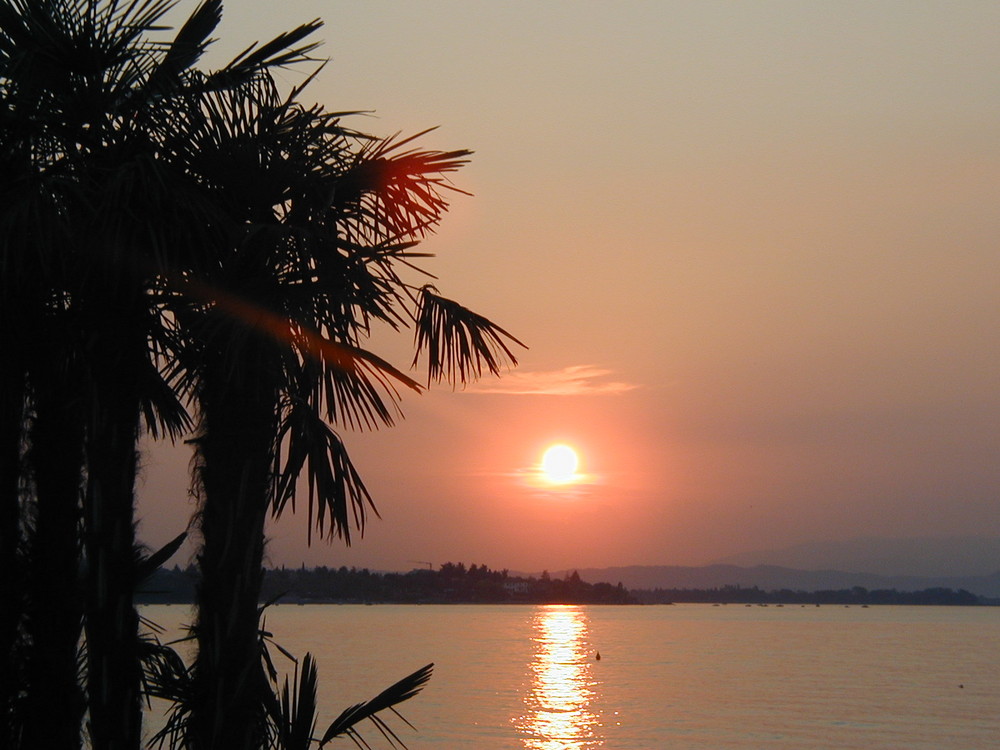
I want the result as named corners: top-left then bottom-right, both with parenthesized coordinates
top-left (516, 605), bottom-right (602, 749)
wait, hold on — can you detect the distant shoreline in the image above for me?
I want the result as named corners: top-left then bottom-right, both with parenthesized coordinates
top-left (138, 563), bottom-right (991, 607)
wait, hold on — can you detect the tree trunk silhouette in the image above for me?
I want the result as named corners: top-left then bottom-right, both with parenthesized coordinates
top-left (0, 339), bottom-right (25, 746)
top-left (82, 317), bottom-right (144, 750)
top-left (190, 344), bottom-right (277, 750)
top-left (21, 369), bottom-right (85, 750)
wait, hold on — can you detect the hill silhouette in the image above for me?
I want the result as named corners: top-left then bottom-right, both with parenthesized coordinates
top-left (710, 536), bottom-right (1000, 577)
top-left (570, 563), bottom-right (1000, 598)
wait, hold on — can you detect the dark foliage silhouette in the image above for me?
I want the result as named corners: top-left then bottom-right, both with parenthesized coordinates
top-left (1, 1), bottom-right (519, 748)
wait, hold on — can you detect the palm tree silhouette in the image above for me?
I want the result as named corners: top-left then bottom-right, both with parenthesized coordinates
top-left (2, 3), bottom-right (521, 749)
top-left (0, 1), bottom-right (322, 747)
top-left (154, 65), bottom-right (520, 747)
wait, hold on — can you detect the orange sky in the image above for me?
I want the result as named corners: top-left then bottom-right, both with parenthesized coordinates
top-left (139, 1), bottom-right (1000, 572)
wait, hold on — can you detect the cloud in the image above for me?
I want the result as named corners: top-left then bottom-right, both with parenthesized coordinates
top-left (466, 365), bottom-right (639, 396)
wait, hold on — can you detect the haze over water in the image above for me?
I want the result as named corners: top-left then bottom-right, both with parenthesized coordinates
top-left (144, 603), bottom-right (1000, 748)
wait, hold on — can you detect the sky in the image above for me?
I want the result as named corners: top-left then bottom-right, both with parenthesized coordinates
top-left (138, 1), bottom-right (1000, 573)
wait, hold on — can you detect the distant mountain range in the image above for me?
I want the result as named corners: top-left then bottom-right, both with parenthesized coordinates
top-left (574, 564), bottom-right (1000, 598)
top-left (710, 536), bottom-right (1000, 577)
top-left (569, 537), bottom-right (1000, 598)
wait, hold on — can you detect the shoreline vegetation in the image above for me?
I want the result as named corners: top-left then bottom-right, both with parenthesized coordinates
top-left (139, 562), bottom-right (988, 607)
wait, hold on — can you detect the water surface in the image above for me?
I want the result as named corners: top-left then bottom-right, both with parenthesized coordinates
top-left (144, 603), bottom-right (1000, 748)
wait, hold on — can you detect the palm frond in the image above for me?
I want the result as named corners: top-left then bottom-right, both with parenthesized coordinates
top-left (135, 531), bottom-right (187, 585)
top-left (139, 629), bottom-right (190, 707)
top-left (335, 135), bottom-right (472, 245)
top-left (273, 399), bottom-right (377, 546)
top-left (413, 286), bottom-right (525, 386)
top-left (138, 344), bottom-right (193, 440)
top-left (141, 631), bottom-right (194, 749)
top-left (318, 663), bottom-right (434, 748)
top-left (269, 652), bottom-right (319, 750)
top-left (142, 0), bottom-right (222, 96)
top-left (213, 20), bottom-right (324, 85)
top-left (259, 622), bottom-right (293, 684)
top-left (307, 336), bottom-right (418, 429)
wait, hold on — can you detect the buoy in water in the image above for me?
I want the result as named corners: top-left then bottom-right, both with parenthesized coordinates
top-left (595, 651), bottom-right (601, 661)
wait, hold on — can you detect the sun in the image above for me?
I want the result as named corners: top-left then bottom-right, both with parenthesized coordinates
top-left (541, 444), bottom-right (580, 484)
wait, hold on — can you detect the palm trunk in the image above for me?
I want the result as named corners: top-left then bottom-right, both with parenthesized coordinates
top-left (191, 356), bottom-right (277, 750)
top-left (21, 379), bottom-right (85, 750)
top-left (0, 352), bottom-right (25, 746)
top-left (82, 330), bottom-right (144, 750)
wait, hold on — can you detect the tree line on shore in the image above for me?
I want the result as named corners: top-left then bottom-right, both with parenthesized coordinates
top-left (632, 584), bottom-right (983, 606)
top-left (138, 563), bottom-right (984, 607)
top-left (1, 2), bottom-right (519, 749)
top-left (142, 562), bottom-right (636, 605)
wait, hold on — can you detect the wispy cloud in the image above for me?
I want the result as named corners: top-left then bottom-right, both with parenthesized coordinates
top-left (466, 365), bottom-right (639, 396)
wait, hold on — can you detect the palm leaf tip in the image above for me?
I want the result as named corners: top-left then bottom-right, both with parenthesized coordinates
top-left (318, 663), bottom-right (434, 746)
top-left (147, 0), bottom-right (224, 89)
top-left (224, 19), bottom-right (324, 74)
top-left (413, 287), bottom-right (525, 387)
top-left (272, 652), bottom-right (319, 750)
top-left (136, 531), bottom-right (188, 585)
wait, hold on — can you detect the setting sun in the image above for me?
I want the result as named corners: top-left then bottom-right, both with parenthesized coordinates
top-left (541, 444), bottom-right (580, 484)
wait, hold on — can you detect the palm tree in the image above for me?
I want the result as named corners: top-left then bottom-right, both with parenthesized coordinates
top-left (3, 3), bottom-right (521, 748)
top-left (0, 5), bottom-right (95, 742)
top-left (153, 66), bottom-right (522, 749)
top-left (0, 0), bottom-right (211, 742)
top-left (0, 2), bottom-right (325, 747)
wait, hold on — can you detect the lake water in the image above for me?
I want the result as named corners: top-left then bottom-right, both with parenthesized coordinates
top-left (142, 603), bottom-right (1000, 748)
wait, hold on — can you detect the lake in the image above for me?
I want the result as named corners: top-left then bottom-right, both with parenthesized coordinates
top-left (142, 603), bottom-right (1000, 748)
